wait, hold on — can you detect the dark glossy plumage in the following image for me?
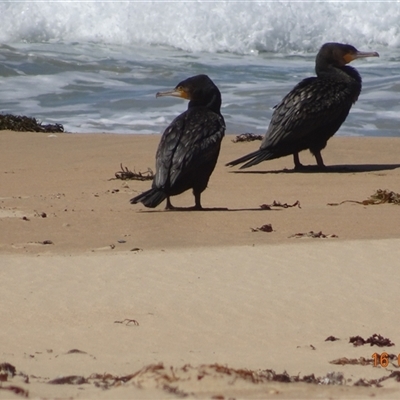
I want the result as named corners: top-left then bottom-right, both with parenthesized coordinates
top-left (226, 42), bottom-right (379, 170)
top-left (130, 74), bottom-right (225, 210)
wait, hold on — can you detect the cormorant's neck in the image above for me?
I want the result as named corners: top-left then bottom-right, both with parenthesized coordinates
top-left (340, 65), bottom-right (362, 83)
top-left (188, 91), bottom-right (222, 115)
top-left (316, 64), bottom-right (362, 84)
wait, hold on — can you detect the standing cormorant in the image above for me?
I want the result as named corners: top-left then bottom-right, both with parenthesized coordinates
top-left (130, 74), bottom-right (225, 210)
top-left (226, 42), bottom-right (379, 170)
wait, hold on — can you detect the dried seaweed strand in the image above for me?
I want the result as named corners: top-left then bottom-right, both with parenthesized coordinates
top-left (260, 200), bottom-right (301, 210)
top-left (328, 189), bottom-right (400, 206)
top-left (329, 357), bottom-right (373, 366)
top-left (289, 231), bottom-right (338, 239)
top-left (114, 319), bottom-right (139, 326)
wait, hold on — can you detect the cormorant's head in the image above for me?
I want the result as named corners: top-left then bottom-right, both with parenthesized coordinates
top-left (156, 74), bottom-right (222, 114)
top-left (316, 42), bottom-right (379, 68)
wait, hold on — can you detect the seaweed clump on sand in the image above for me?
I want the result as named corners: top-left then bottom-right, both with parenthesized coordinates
top-left (114, 164), bottom-right (154, 181)
top-left (364, 189), bottom-right (400, 205)
top-left (251, 224), bottom-right (273, 233)
top-left (0, 114), bottom-right (64, 133)
top-left (349, 333), bottom-right (395, 347)
top-left (232, 133), bottom-right (263, 143)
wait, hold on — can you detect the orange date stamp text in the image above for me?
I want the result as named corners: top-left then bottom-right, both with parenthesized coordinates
top-left (372, 352), bottom-right (400, 367)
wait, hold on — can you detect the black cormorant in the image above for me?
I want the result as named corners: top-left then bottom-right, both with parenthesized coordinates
top-left (226, 42), bottom-right (379, 170)
top-left (130, 74), bottom-right (225, 210)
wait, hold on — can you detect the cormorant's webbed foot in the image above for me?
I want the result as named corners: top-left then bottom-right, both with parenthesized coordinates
top-left (293, 151), bottom-right (328, 171)
top-left (293, 153), bottom-right (305, 170)
top-left (165, 197), bottom-right (175, 210)
top-left (314, 151), bottom-right (326, 170)
top-left (193, 192), bottom-right (203, 210)
top-left (186, 204), bottom-right (203, 211)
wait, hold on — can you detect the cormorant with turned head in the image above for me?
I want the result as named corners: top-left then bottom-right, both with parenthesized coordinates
top-left (130, 74), bottom-right (225, 210)
top-left (226, 42), bottom-right (379, 170)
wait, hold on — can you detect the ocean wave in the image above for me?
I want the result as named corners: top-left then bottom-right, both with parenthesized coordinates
top-left (0, 1), bottom-right (399, 54)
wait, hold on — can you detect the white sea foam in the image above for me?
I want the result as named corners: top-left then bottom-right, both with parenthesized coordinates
top-left (0, 1), bottom-right (399, 54)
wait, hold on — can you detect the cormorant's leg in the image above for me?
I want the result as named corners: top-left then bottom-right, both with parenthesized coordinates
top-left (165, 197), bottom-right (175, 210)
top-left (314, 151), bottom-right (326, 169)
top-left (293, 152), bottom-right (304, 169)
top-left (193, 192), bottom-right (203, 210)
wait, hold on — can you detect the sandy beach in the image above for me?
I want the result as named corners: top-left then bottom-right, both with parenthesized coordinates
top-left (1, 131), bottom-right (400, 399)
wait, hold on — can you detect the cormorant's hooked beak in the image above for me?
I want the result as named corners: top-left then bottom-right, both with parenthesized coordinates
top-left (344, 50), bottom-right (379, 64)
top-left (156, 87), bottom-right (190, 100)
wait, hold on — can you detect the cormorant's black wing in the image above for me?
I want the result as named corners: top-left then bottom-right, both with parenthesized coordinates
top-left (261, 77), bottom-right (358, 150)
top-left (154, 107), bottom-right (225, 190)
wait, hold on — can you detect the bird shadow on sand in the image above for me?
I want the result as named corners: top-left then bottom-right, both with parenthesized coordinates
top-left (228, 163), bottom-right (400, 174)
top-left (136, 207), bottom-right (278, 212)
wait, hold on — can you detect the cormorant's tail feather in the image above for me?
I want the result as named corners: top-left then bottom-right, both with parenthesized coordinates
top-left (225, 149), bottom-right (261, 167)
top-left (130, 188), bottom-right (167, 208)
top-left (226, 149), bottom-right (273, 169)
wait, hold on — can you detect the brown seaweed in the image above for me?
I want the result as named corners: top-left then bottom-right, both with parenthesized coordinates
top-left (0, 363), bottom-right (16, 377)
top-left (260, 200), bottom-right (301, 210)
top-left (325, 336), bottom-right (340, 341)
top-left (329, 357), bottom-right (373, 366)
top-left (251, 224), bottom-right (273, 232)
top-left (0, 385), bottom-right (29, 397)
top-left (350, 334), bottom-right (395, 347)
top-left (0, 113), bottom-right (64, 132)
top-left (232, 133), bottom-right (263, 143)
top-left (114, 164), bottom-right (154, 181)
top-left (48, 375), bottom-right (87, 385)
top-left (66, 349), bottom-right (87, 354)
top-left (328, 189), bottom-right (400, 206)
top-left (114, 319), bottom-right (139, 326)
top-left (289, 231), bottom-right (338, 239)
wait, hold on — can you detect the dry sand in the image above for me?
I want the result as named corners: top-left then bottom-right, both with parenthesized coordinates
top-left (1, 130), bottom-right (400, 399)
